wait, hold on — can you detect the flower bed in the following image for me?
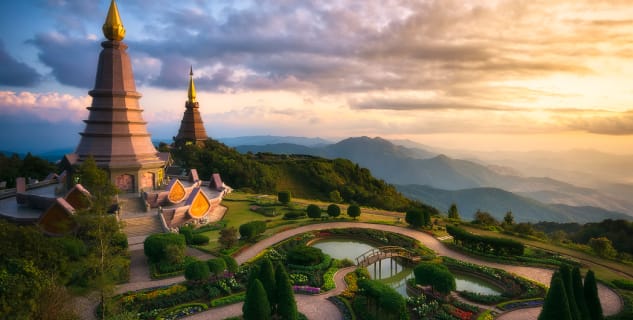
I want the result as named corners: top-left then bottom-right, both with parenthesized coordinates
top-left (497, 298), bottom-right (543, 311)
top-left (322, 265), bottom-right (338, 291)
top-left (458, 291), bottom-right (506, 305)
top-left (156, 303), bottom-right (208, 320)
top-left (293, 285), bottom-right (321, 295)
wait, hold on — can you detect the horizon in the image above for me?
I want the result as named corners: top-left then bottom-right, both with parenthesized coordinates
top-left (1, 1), bottom-right (633, 155)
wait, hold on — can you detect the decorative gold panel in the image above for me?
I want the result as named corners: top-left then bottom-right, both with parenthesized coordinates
top-left (188, 189), bottom-right (210, 219)
top-left (167, 179), bottom-right (186, 203)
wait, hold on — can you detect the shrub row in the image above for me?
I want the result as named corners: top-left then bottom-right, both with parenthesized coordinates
top-left (210, 291), bottom-right (246, 307)
top-left (447, 225), bottom-right (524, 256)
top-left (156, 302), bottom-right (208, 320)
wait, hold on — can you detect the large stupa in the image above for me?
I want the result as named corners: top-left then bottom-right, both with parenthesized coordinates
top-left (174, 67), bottom-right (208, 146)
top-left (73, 0), bottom-right (165, 192)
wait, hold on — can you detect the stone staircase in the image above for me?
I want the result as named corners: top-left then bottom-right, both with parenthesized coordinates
top-left (118, 195), bottom-right (164, 248)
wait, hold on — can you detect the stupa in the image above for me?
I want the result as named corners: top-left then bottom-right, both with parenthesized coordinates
top-left (73, 0), bottom-right (165, 192)
top-left (174, 67), bottom-right (208, 146)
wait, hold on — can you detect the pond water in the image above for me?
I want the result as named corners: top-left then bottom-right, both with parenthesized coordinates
top-left (311, 237), bottom-right (502, 296)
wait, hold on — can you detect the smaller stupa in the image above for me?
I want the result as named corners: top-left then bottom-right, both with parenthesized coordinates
top-left (175, 67), bottom-right (208, 146)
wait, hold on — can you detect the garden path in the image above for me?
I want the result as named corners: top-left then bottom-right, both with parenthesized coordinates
top-left (117, 222), bottom-right (622, 320)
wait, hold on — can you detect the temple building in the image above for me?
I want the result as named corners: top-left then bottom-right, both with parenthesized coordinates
top-left (71, 0), bottom-right (166, 193)
top-left (174, 67), bottom-right (208, 146)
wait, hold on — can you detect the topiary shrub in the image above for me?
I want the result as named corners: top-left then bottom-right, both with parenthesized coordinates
top-left (221, 255), bottom-right (239, 273)
top-left (283, 211), bottom-right (306, 220)
top-left (144, 233), bottom-right (186, 263)
top-left (239, 220), bottom-right (266, 241)
top-left (191, 234), bottom-right (209, 245)
top-left (179, 226), bottom-right (194, 244)
top-left (306, 204), bottom-right (321, 220)
top-left (327, 204), bottom-right (341, 218)
top-left (207, 258), bottom-right (227, 276)
top-left (347, 204), bottom-right (361, 219)
top-left (278, 191), bottom-right (292, 204)
top-left (287, 245), bottom-right (324, 266)
top-left (184, 260), bottom-right (210, 281)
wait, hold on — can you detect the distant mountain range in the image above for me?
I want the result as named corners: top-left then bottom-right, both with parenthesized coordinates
top-left (232, 136), bottom-right (633, 222)
top-left (396, 184), bottom-right (631, 223)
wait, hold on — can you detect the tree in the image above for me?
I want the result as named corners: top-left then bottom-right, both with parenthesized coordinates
top-left (472, 210), bottom-right (498, 226)
top-left (327, 204), bottom-right (341, 218)
top-left (347, 204), bottom-right (361, 220)
top-left (144, 233), bottom-right (186, 263)
top-left (560, 265), bottom-right (581, 320)
top-left (329, 190), bottom-right (342, 203)
top-left (207, 258), bottom-right (227, 277)
top-left (447, 203), bottom-right (460, 220)
top-left (164, 244), bottom-right (185, 265)
top-left (278, 191), bottom-right (291, 204)
top-left (588, 237), bottom-right (617, 259)
top-left (185, 260), bottom-right (210, 281)
top-left (218, 227), bottom-right (238, 249)
top-left (539, 272), bottom-right (572, 320)
top-left (275, 263), bottom-right (298, 320)
top-left (413, 262), bottom-right (455, 296)
top-left (258, 258), bottom-right (277, 313)
top-left (306, 204), bottom-right (322, 220)
top-left (584, 270), bottom-right (603, 320)
top-left (572, 267), bottom-right (591, 320)
top-left (239, 221), bottom-right (266, 241)
top-left (243, 279), bottom-right (271, 320)
top-left (286, 245), bottom-right (325, 266)
top-left (405, 209), bottom-right (425, 228)
top-left (503, 211), bottom-right (515, 226)
top-left (221, 255), bottom-right (239, 273)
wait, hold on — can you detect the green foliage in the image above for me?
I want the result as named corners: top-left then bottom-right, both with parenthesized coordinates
top-left (405, 208), bottom-right (428, 228)
top-left (179, 226), bottom-right (193, 245)
top-left (156, 302), bottom-right (207, 320)
top-left (560, 265), bottom-right (582, 320)
top-left (306, 204), bottom-right (322, 219)
top-left (329, 190), bottom-right (343, 203)
top-left (258, 258), bottom-right (277, 311)
top-left (572, 267), bottom-right (591, 320)
top-left (588, 237), bottom-right (617, 259)
top-left (448, 203), bottom-right (460, 220)
top-left (184, 260), bottom-right (210, 281)
top-left (218, 227), bottom-right (238, 249)
top-left (504, 211), bottom-right (515, 226)
top-left (239, 220), bottom-right (266, 241)
top-left (447, 224), bottom-right (525, 256)
top-left (472, 210), bottom-right (499, 226)
top-left (210, 292), bottom-right (246, 307)
top-left (357, 279), bottom-right (409, 320)
top-left (144, 233), bottom-right (186, 263)
top-left (539, 272), bottom-right (572, 320)
top-left (191, 234), bottom-right (209, 245)
top-left (221, 255), bottom-right (239, 273)
top-left (275, 264), bottom-right (298, 320)
top-left (0, 152), bottom-right (56, 188)
top-left (287, 245), bottom-right (325, 266)
top-left (613, 279), bottom-right (633, 291)
top-left (413, 262), bottom-right (455, 296)
top-left (571, 219), bottom-right (633, 257)
top-left (207, 258), bottom-right (227, 276)
top-left (278, 191), bottom-right (292, 204)
top-left (347, 204), bottom-right (361, 219)
top-left (243, 279), bottom-right (271, 320)
top-left (584, 270), bottom-right (604, 320)
top-left (284, 211), bottom-right (307, 220)
top-left (327, 204), bottom-right (341, 218)
top-left (164, 244), bottom-right (185, 265)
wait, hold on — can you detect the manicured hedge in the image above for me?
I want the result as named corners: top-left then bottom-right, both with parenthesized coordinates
top-left (239, 220), bottom-right (266, 240)
top-left (447, 225), bottom-right (524, 256)
top-left (210, 292), bottom-right (246, 307)
top-left (191, 234), bottom-right (210, 245)
top-left (144, 233), bottom-right (186, 263)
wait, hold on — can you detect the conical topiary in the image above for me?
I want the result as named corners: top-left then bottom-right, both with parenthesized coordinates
top-left (275, 263), bottom-right (298, 320)
top-left (572, 267), bottom-right (591, 320)
top-left (539, 272), bottom-right (572, 320)
top-left (583, 270), bottom-right (603, 320)
top-left (560, 265), bottom-right (582, 320)
top-left (243, 279), bottom-right (271, 320)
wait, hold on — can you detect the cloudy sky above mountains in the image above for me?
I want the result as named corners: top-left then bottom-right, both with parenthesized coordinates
top-left (1, 0), bottom-right (633, 153)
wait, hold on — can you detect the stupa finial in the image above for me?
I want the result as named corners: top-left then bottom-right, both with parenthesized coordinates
top-left (188, 66), bottom-right (197, 103)
top-left (102, 0), bottom-right (126, 41)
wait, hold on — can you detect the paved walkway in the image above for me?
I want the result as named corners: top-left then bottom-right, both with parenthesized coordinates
top-left (115, 222), bottom-right (622, 320)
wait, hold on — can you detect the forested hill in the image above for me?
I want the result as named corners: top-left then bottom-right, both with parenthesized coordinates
top-left (171, 139), bottom-right (436, 213)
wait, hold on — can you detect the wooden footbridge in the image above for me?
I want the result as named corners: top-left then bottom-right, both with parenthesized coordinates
top-left (355, 246), bottom-right (421, 267)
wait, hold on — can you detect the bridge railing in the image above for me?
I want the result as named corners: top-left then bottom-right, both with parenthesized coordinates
top-left (355, 246), bottom-right (420, 266)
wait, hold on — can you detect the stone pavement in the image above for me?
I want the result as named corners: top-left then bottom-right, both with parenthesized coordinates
top-left (112, 222), bottom-right (623, 320)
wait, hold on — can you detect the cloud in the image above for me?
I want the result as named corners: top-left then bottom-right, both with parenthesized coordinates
top-left (566, 111), bottom-right (633, 135)
top-left (0, 90), bottom-right (90, 122)
top-left (29, 32), bottom-right (99, 89)
top-left (0, 41), bottom-right (41, 87)
top-left (349, 97), bottom-right (510, 111)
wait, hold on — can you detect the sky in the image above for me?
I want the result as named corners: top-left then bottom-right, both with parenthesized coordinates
top-left (1, 0), bottom-right (633, 154)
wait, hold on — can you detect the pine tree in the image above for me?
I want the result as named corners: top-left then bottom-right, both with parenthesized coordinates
top-left (560, 265), bottom-right (581, 320)
top-left (539, 272), bottom-right (572, 320)
top-left (258, 258), bottom-right (277, 313)
top-left (448, 203), bottom-right (460, 220)
top-left (572, 267), bottom-right (591, 320)
top-left (583, 270), bottom-right (604, 320)
top-left (275, 263), bottom-right (298, 320)
top-left (243, 279), bottom-right (271, 320)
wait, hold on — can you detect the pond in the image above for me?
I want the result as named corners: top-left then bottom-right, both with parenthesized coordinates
top-left (311, 237), bottom-right (502, 296)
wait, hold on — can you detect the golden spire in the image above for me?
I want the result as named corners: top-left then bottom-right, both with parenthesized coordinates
top-left (102, 0), bottom-right (126, 41)
top-left (188, 66), bottom-right (197, 103)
